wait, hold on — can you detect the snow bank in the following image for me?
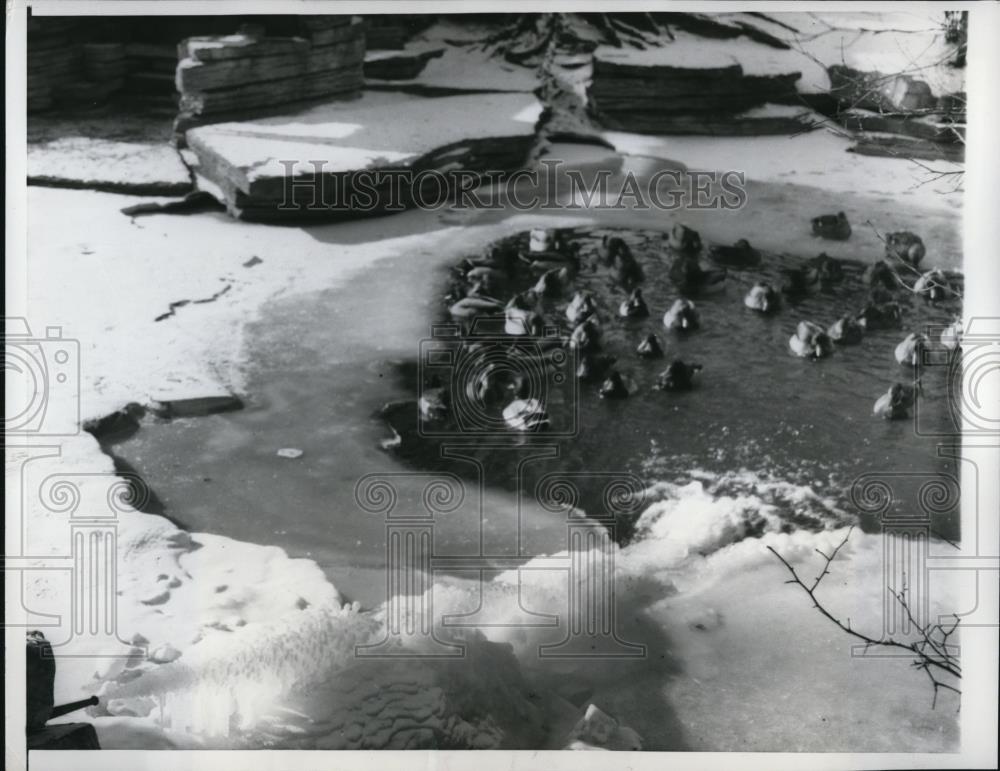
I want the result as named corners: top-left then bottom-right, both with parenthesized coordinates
top-left (425, 472), bottom-right (962, 750)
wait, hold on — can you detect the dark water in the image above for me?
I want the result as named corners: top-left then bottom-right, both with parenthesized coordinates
top-left (384, 227), bottom-right (964, 535)
top-left (108, 225), bottom-right (963, 605)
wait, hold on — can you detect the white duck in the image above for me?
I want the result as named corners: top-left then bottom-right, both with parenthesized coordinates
top-left (894, 332), bottom-right (930, 367)
top-left (789, 321), bottom-right (833, 359)
top-left (566, 291), bottom-right (598, 326)
top-left (940, 317), bottom-right (962, 351)
top-left (662, 298), bottom-right (699, 332)
top-left (502, 377), bottom-right (550, 431)
top-left (874, 383), bottom-right (917, 420)
top-left (505, 293), bottom-right (542, 336)
top-left (743, 282), bottom-right (780, 314)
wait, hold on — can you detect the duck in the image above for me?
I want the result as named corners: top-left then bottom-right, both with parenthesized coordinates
top-left (867, 286), bottom-right (897, 306)
top-left (576, 353), bottom-right (616, 383)
top-left (885, 231), bottom-right (926, 267)
top-left (636, 333), bottom-right (664, 359)
top-left (655, 359), bottom-right (702, 391)
top-left (505, 293), bottom-right (543, 336)
top-left (811, 211), bottom-right (851, 240)
top-left (865, 260), bottom-right (903, 291)
top-left (663, 298), bottom-right (700, 332)
top-left (533, 268), bottom-right (565, 298)
top-left (502, 377), bottom-right (550, 431)
top-left (780, 266), bottom-right (819, 297)
top-left (709, 239), bottom-right (761, 268)
top-left (465, 279), bottom-right (495, 299)
top-left (569, 316), bottom-right (601, 352)
top-left (461, 265), bottom-right (506, 296)
top-left (616, 253), bottom-right (644, 288)
top-left (940, 317), bottom-right (962, 351)
top-left (857, 301), bottom-right (903, 331)
top-left (827, 315), bottom-right (864, 344)
top-left (469, 243), bottom-right (518, 272)
top-left (599, 370), bottom-right (629, 399)
top-left (619, 288), bottom-right (649, 318)
top-left (522, 252), bottom-right (581, 279)
top-left (566, 291), bottom-right (598, 326)
top-left (873, 382), bottom-right (917, 420)
top-left (669, 254), bottom-right (727, 296)
top-left (913, 269), bottom-right (951, 302)
top-left (667, 223), bottom-right (702, 254)
top-left (597, 234), bottom-right (633, 267)
top-left (529, 228), bottom-right (558, 254)
top-left (744, 282), bottom-right (780, 314)
top-left (810, 253), bottom-right (845, 287)
top-left (418, 378), bottom-right (450, 423)
top-left (894, 332), bottom-right (931, 367)
top-left (449, 295), bottom-right (505, 328)
top-left (789, 321), bottom-right (834, 359)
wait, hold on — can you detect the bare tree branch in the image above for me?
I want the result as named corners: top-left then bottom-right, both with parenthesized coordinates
top-left (767, 528), bottom-right (961, 708)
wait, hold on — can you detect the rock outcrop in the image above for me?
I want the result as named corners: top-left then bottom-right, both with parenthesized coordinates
top-left (173, 18), bottom-right (366, 137)
top-left (826, 65), bottom-right (964, 162)
top-left (588, 48), bottom-right (809, 135)
top-left (27, 137), bottom-right (193, 196)
top-left (28, 18), bottom-right (128, 112)
top-left (184, 91), bottom-right (542, 221)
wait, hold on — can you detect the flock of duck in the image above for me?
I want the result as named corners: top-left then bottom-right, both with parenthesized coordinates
top-left (437, 214), bottom-right (962, 431)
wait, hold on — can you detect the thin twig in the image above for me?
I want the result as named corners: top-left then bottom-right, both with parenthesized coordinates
top-left (767, 528), bottom-right (961, 708)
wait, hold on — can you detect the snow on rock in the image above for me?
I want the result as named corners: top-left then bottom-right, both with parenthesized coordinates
top-left (365, 25), bottom-right (540, 93)
top-left (185, 90), bottom-right (543, 221)
top-left (28, 137), bottom-right (193, 196)
top-left (592, 32), bottom-right (819, 82)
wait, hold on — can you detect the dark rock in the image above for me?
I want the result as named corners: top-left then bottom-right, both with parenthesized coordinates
top-left (121, 191), bottom-right (224, 218)
top-left (26, 632), bottom-right (55, 733)
top-left (149, 394), bottom-right (244, 419)
top-left (364, 48), bottom-right (444, 80)
top-left (848, 135), bottom-right (964, 163)
top-left (27, 723), bottom-right (100, 750)
top-left (837, 110), bottom-right (963, 144)
top-left (588, 51), bottom-right (806, 135)
top-left (828, 65), bottom-right (937, 113)
top-left (177, 36), bottom-right (365, 92)
top-left (83, 402), bottom-right (146, 443)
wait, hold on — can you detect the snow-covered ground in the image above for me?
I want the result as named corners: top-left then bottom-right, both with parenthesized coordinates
top-left (10, 8), bottom-right (984, 759)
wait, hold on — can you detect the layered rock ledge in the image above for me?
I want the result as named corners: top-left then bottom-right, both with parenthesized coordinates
top-left (185, 90), bottom-right (543, 221)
